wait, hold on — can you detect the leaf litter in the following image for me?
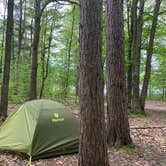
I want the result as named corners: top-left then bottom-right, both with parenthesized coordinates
top-left (0, 101), bottom-right (165, 166)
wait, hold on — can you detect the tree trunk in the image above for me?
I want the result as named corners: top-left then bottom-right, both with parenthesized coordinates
top-left (127, 0), bottom-right (138, 111)
top-left (140, 0), bottom-right (162, 110)
top-left (132, 0), bottom-right (145, 113)
top-left (14, 0), bottom-right (25, 95)
top-left (79, 0), bottom-right (109, 165)
top-left (106, 0), bottom-right (132, 147)
top-left (130, 0), bottom-right (138, 112)
top-left (39, 11), bottom-right (48, 99)
top-left (75, 53), bottom-right (79, 103)
top-left (149, 78), bottom-right (152, 98)
top-left (0, 0), bottom-right (14, 119)
top-left (126, 0), bottom-right (133, 110)
top-left (161, 87), bottom-right (164, 101)
top-left (0, 1), bottom-right (7, 75)
top-left (29, 0), bottom-right (41, 100)
top-left (29, 18), bottom-right (33, 58)
top-left (39, 11), bottom-right (53, 99)
top-left (63, 6), bottom-right (75, 99)
top-left (22, 0), bottom-right (27, 54)
top-left (17, 0), bottom-right (24, 64)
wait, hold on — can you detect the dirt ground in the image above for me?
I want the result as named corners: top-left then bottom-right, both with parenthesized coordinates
top-left (0, 101), bottom-right (165, 166)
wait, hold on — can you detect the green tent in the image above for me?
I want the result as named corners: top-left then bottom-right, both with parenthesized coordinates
top-left (0, 99), bottom-right (79, 161)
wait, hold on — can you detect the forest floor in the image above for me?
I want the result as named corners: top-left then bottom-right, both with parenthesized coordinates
top-left (0, 101), bottom-right (165, 166)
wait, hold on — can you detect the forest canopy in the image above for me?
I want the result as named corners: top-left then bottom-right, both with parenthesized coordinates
top-left (0, 0), bottom-right (165, 104)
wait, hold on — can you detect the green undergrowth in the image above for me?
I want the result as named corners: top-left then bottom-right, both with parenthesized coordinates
top-left (128, 112), bottom-right (147, 118)
top-left (114, 145), bottom-right (143, 155)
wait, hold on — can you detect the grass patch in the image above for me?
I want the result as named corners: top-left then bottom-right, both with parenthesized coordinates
top-left (128, 112), bottom-right (147, 118)
top-left (117, 145), bottom-right (143, 155)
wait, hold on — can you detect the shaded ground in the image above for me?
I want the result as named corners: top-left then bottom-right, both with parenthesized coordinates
top-left (0, 101), bottom-right (165, 166)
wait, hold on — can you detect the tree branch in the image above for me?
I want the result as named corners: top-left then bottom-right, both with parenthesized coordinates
top-left (39, 0), bottom-right (79, 18)
top-left (59, 0), bottom-right (79, 6)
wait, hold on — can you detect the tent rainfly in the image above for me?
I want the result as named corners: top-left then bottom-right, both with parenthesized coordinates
top-left (0, 99), bottom-right (79, 161)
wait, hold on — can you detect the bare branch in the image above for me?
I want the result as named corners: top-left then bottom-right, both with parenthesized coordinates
top-left (39, 0), bottom-right (79, 18)
top-left (59, 0), bottom-right (79, 6)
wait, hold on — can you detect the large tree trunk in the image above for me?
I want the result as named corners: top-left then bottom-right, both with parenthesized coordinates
top-left (132, 0), bottom-right (145, 113)
top-left (0, 0), bottom-right (14, 119)
top-left (79, 0), bottom-right (109, 165)
top-left (140, 0), bottom-right (162, 110)
top-left (106, 0), bottom-right (132, 147)
top-left (29, 0), bottom-right (41, 100)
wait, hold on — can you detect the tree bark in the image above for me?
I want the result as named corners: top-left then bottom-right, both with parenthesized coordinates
top-left (130, 0), bottom-right (138, 111)
top-left (126, 0), bottom-right (133, 110)
top-left (127, 0), bottom-right (138, 111)
top-left (106, 0), bottom-right (132, 147)
top-left (29, 0), bottom-right (41, 100)
top-left (140, 0), bottom-right (162, 110)
top-left (132, 0), bottom-right (145, 113)
top-left (79, 0), bottom-right (109, 165)
top-left (0, 0), bottom-right (14, 119)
